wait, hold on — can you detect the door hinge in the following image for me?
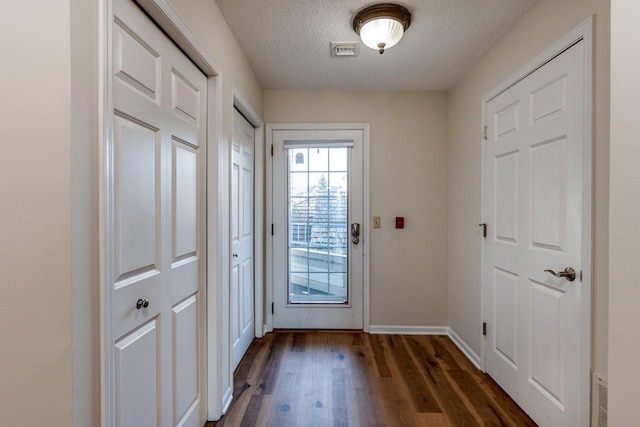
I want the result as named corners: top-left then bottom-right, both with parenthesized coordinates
top-left (483, 125), bottom-right (488, 141)
top-left (270, 144), bottom-right (274, 156)
top-left (482, 322), bottom-right (487, 336)
top-left (271, 302), bottom-right (274, 314)
top-left (271, 224), bottom-right (274, 235)
top-left (478, 223), bottom-right (487, 238)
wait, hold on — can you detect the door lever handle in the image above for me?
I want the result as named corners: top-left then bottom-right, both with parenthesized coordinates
top-left (544, 267), bottom-right (576, 282)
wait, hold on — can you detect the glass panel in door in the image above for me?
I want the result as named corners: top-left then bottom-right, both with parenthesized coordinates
top-left (287, 147), bottom-right (348, 303)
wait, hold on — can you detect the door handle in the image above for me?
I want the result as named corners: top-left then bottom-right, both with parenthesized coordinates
top-left (351, 223), bottom-right (360, 244)
top-left (544, 267), bottom-right (576, 282)
top-left (136, 298), bottom-right (150, 309)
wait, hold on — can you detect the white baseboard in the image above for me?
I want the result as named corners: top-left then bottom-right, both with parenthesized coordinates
top-left (447, 327), bottom-right (482, 371)
top-left (368, 325), bottom-right (449, 335)
top-left (367, 324), bottom-right (483, 371)
top-left (221, 386), bottom-right (233, 415)
top-left (259, 324), bottom-right (482, 372)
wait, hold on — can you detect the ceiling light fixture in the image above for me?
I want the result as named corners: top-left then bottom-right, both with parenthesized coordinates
top-left (352, 3), bottom-right (412, 55)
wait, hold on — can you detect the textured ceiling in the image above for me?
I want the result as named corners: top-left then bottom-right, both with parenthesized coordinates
top-left (214, 0), bottom-right (539, 91)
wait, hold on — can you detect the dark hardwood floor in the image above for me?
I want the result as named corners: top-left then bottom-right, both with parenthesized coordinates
top-left (207, 331), bottom-right (536, 427)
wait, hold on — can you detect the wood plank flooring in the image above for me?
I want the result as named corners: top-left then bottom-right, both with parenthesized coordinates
top-left (208, 331), bottom-right (536, 427)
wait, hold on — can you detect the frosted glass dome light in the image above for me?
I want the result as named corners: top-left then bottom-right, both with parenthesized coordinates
top-left (359, 19), bottom-right (404, 52)
top-left (352, 4), bottom-right (412, 55)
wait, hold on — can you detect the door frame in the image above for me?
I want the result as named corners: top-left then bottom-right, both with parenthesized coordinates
top-left (480, 17), bottom-right (593, 426)
top-left (98, 0), bottom-right (229, 423)
top-left (230, 86), bottom-right (265, 340)
top-left (265, 123), bottom-right (371, 333)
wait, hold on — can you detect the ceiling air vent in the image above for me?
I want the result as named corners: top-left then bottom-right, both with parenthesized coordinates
top-left (331, 42), bottom-right (359, 57)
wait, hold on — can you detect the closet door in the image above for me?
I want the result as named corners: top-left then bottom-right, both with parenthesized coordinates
top-left (110, 0), bottom-right (207, 425)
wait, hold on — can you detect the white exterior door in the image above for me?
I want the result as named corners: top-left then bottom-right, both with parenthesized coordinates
top-left (110, 0), bottom-right (206, 425)
top-left (272, 129), bottom-right (364, 329)
top-left (483, 41), bottom-right (585, 426)
top-left (231, 109), bottom-right (255, 370)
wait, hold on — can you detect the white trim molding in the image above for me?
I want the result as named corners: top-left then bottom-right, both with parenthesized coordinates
top-left (480, 16), bottom-right (593, 427)
top-left (220, 386), bottom-right (233, 416)
top-left (206, 69), bottom-right (227, 422)
top-left (232, 86), bottom-right (263, 128)
top-left (369, 325), bottom-right (449, 335)
top-left (362, 125), bottom-right (371, 333)
top-left (447, 328), bottom-right (482, 371)
top-left (481, 17), bottom-right (593, 102)
top-left (135, 0), bottom-right (221, 75)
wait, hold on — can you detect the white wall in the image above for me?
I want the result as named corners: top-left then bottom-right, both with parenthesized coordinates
top-left (607, 0), bottom-right (640, 424)
top-left (447, 0), bottom-right (610, 376)
top-left (0, 1), bottom-right (73, 425)
top-left (265, 90), bottom-right (449, 327)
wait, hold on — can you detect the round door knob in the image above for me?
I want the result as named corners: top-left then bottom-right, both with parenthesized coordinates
top-left (136, 298), bottom-right (150, 309)
top-left (233, 253), bottom-right (238, 258)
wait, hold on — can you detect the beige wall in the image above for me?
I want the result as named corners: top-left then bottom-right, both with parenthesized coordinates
top-left (70, 0), bottom-right (100, 425)
top-left (447, 0), bottom-right (611, 376)
top-left (265, 90), bottom-right (449, 327)
top-left (0, 1), bottom-right (73, 425)
top-left (1, 0), bottom-right (263, 424)
top-left (608, 0), bottom-right (640, 424)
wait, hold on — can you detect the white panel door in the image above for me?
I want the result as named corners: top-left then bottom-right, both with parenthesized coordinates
top-left (272, 129), bottom-right (364, 329)
top-left (231, 109), bottom-right (255, 371)
top-left (111, 0), bottom-right (207, 425)
top-left (484, 42), bottom-right (585, 426)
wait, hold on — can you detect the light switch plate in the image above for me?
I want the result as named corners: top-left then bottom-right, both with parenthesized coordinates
top-left (373, 216), bottom-right (381, 228)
